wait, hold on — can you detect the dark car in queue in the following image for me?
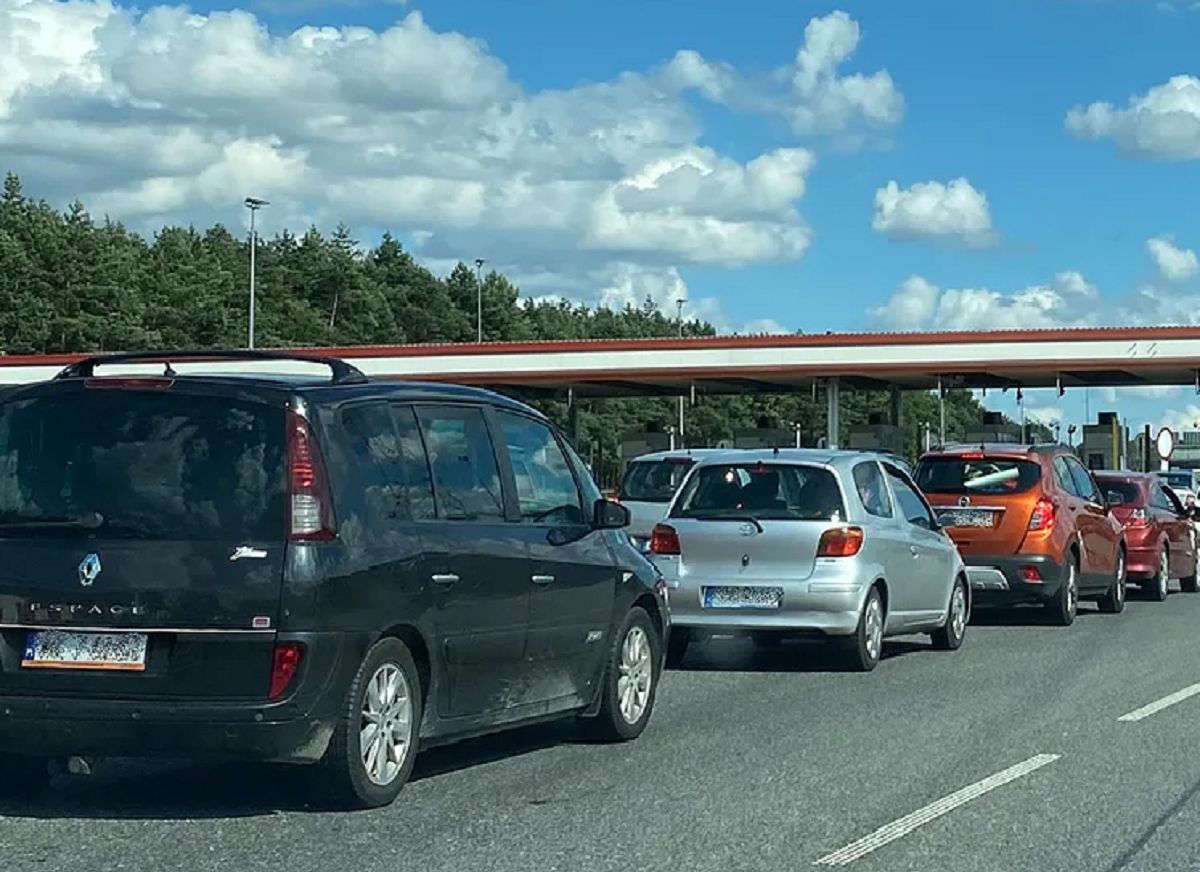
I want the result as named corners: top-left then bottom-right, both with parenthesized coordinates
top-left (1094, 471), bottom-right (1198, 599)
top-left (0, 351), bottom-right (667, 808)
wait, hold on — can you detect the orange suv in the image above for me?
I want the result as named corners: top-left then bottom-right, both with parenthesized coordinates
top-left (914, 444), bottom-right (1127, 625)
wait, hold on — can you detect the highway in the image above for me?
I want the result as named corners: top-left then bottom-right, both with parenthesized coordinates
top-left (6, 587), bottom-right (1200, 872)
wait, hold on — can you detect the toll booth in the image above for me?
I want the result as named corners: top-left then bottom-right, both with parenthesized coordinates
top-left (964, 411), bottom-right (1022, 444)
top-left (848, 413), bottom-right (905, 454)
top-left (1081, 412), bottom-right (1127, 470)
top-left (733, 427), bottom-right (795, 449)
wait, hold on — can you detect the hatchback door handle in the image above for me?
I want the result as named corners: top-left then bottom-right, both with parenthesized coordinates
top-left (531, 574), bottom-right (555, 585)
top-left (431, 573), bottom-right (459, 585)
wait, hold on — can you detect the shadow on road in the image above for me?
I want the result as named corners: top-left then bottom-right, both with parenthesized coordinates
top-left (0, 721), bottom-right (573, 821)
top-left (669, 635), bottom-right (931, 674)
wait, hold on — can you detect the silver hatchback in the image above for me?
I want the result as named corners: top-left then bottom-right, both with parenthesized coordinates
top-left (648, 450), bottom-right (968, 671)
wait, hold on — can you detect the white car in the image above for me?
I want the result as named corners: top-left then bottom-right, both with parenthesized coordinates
top-left (618, 449), bottom-right (731, 549)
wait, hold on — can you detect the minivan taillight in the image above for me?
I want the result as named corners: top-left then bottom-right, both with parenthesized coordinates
top-left (269, 642), bottom-right (305, 700)
top-left (818, 526), bottom-right (865, 557)
top-left (650, 524), bottom-right (681, 555)
top-left (286, 409), bottom-right (336, 541)
top-left (1028, 498), bottom-right (1055, 532)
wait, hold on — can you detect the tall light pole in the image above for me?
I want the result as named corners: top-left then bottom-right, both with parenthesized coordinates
top-left (474, 258), bottom-right (486, 343)
top-left (675, 298), bottom-right (686, 445)
top-left (244, 197), bottom-right (269, 350)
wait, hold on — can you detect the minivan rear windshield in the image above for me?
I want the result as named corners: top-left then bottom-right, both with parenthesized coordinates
top-left (915, 457), bottom-right (1042, 496)
top-left (671, 463), bottom-right (845, 521)
top-left (0, 391), bottom-right (285, 540)
top-left (619, 458), bottom-right (695, 503)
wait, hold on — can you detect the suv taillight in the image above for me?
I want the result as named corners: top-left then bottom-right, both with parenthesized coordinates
top-left (1028, 498), bottom-right (1055, 532)
top-left (286, 409), bottom-right (336, 541)
top-left (818, 527), bottom-right (865, 557)
top-left (650, 524), bottom-right (681, 555)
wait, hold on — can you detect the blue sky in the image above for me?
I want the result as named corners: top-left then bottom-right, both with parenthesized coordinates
top-left (3, 0), bottom-right (1200, 435)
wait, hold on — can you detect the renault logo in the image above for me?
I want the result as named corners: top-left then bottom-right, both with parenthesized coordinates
top-left (78, 553), bottom-right (102, 587)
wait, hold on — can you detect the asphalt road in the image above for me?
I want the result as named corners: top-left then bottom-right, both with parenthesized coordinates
top-left (6, 584), bottom-right (1200, 872)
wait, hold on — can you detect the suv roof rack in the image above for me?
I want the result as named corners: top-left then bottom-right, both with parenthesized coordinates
top-left (54, 350), bottom-right (369, 385)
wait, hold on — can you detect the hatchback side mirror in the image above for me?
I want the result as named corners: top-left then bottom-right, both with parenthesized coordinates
top-left (594, 498), bottom-right (630, 530)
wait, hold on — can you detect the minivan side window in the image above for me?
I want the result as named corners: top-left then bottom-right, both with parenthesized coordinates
top-left (337, 403), bottom-right (436, 529)
top-left (884, 464), bottom-right (936, 530)
top-left (415, 406), bottom-right (505, 521)
top-left (496, 411), bottom-right (586, 526)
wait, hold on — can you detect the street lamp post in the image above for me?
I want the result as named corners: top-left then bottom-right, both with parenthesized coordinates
top-left (244, 197), bottom-right (269, 350)
top-left (474, 258), bottom-right (486, 343)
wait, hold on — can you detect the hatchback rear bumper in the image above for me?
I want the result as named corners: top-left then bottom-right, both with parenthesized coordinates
top-left (0, 631), bottom-right (355, 764)
top-left (964, 554), bottom-right (1065, 603)
top-left (1125, 544), bottom-right (1161, 579)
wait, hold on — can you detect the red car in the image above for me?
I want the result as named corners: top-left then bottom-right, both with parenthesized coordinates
top-left (1094, 471), bottom-right (1198, 600)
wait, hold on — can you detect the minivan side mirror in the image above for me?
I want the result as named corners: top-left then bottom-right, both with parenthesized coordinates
top-left (594, 498), bottom-right (630, 530)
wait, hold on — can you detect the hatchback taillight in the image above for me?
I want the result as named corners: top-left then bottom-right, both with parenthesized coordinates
top-left (286, 409), bottom-right (336, 541)
top-left (1028, 498), bottom-right (1055, 532)
top-left (650, 524), bottom-right (681, 555)
top-left (818, 526), bottom-right (865, 557)
top-left (1127, 508), bottom-right (1149, 527)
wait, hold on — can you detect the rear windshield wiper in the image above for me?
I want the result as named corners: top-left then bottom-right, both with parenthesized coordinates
top-left (685, 512), bottom-right (764, 532)
top-left (0, 511), bottom-right (105, 531)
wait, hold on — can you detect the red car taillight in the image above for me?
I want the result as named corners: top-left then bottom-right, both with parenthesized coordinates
top-left (1127, 508), bottom-right (1149, 528)
top-left (1028, 498), bottom-right (1055, 532)
top-left (286, 409), bottom-right (336, 541)
top-left (650, 524), bottom-right (681, 555)
top-left (269, 642), bottom-right (305, 700)
top-left (818, 527), bottom-right (865, 557)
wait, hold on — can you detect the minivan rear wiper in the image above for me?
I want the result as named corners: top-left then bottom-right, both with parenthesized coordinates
top-left (687, 512), bottom-right (765, 532)
top-left (0, 511), bottom-right (105, 531)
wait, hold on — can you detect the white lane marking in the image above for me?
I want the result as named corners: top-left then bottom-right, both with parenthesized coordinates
top-left (813, 753), bottom-right (1061, 866)
top-left (1118, 682), bottom-right (1200, 723)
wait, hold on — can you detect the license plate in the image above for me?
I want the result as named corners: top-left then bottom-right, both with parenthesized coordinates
top-left (937, 509), bottom-right (994, 528)
top-left (702, 586), bottom-right (783, 609)
top-left (22, 630), bottom-right (148, 672)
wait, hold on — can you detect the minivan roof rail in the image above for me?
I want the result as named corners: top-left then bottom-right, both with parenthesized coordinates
top-left (55, 350), bottom-right (369, 385)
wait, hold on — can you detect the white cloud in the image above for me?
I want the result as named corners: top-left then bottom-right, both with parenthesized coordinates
top-left (1100, 386), bottom-right (1183, 403)
top-left (1026, 405), bottom-right (1064, 425)
top-left (872, 178), bottom-right (995, 247)
top-left (740, 318), bottom-right (789, 334)
top-left (1067, 75), bottom-right (1200, 160)
top-left (0, 1), bottom-right (883, 325)
top-left (1161, 405), bottom-right (1200, 433)
top-left (870, 271), bottom-right (1099, 331)
top-left (1147, 236), bottom-right (1199, 282)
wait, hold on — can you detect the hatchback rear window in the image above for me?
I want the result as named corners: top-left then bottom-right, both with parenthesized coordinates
top-left (915, 457), bottom-right (1042, 496)
top-left (0, 391), bottom-right (285, 540)
top-left (671, 463), bottom-right (845, 521)
top-left (619, 458), bottom-right (695, 503)
top-left (1095, 479), bottom-right (1143, 507)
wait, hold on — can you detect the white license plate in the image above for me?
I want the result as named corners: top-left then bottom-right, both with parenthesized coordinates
top-left (937, 509), bottom-right (994, 528)
top-left (703, 586), bottom-right (783, 609)
top-left (22, 630), bottom-right (148, 672)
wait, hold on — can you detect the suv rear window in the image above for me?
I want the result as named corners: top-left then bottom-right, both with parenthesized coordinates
top-left (671, 463), bottom-right (845, 521)
top-left (0, 391), bottom-right (285, 540)
top-left (619, 458), bottom-right (695, 503)
top-left (916, 456), bottom-right (1042, 496)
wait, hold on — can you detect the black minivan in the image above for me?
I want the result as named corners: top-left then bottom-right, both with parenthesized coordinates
top-left (0, 351), bottom-right (667, 808)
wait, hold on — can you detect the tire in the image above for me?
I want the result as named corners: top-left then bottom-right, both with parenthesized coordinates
top-left (0, 755), bottom-right (51, 797)
top-left (665, 627), bottom-right (690, 668)
top-left (1098, 548), bottom-right (1127, 614)
top-left (1047, 555), bottom-right (1079, 626)
top-left (317, 637), bottom-right (422, 809)
top-left (1151, 548), bottom-right (1170, 602)
top-left (931, 576), bottom-right (969, 650)
top-left (585, 607), bottom-right (661, 742)
top-left (843, 586), bottom-right (884, 671)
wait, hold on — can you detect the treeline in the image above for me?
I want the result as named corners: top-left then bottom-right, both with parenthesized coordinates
top-left (0, 172), bottom-right (1001, 483)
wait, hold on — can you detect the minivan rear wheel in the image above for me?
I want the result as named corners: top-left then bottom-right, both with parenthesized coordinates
top-left (584, 606), bottom-right (660, 741)
top-left (318, 637), bottom-right (422, 809)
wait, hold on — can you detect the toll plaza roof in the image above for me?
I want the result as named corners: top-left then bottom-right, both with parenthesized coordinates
top-left (2, 325), bottom-right (1200, 397)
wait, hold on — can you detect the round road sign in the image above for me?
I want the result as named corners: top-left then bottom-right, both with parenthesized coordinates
top-left (1156, 427), bottom-right (1176, 461)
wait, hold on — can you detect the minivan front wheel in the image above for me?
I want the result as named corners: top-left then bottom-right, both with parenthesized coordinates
top-left (320, 637), bottom-right (422, 809)
top-left (585, 606), bottom-right (660, 741)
